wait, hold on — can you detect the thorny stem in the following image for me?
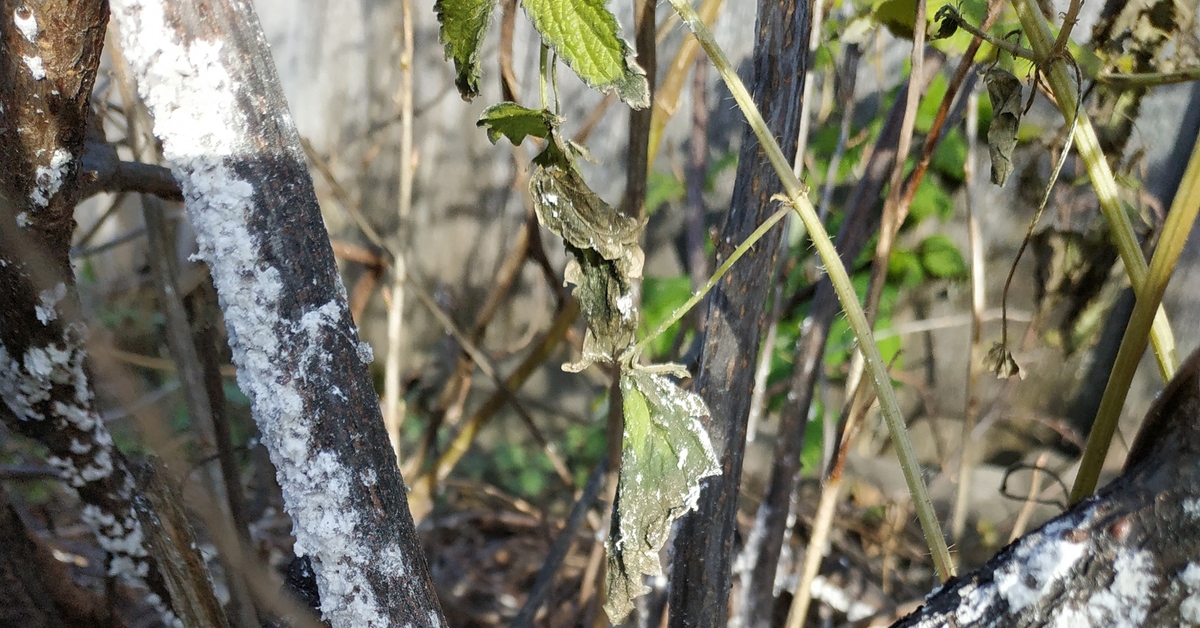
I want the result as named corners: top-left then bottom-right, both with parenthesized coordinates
top-left (666, 0), bottom-right (955, 581)
top-left (940, 7), bottom-right (1036, 60)
top-left (627, 205), bottom-right (792, 362)
top-left (1069, 126), bottom-right (1200, 503)
top-left (1011, 0), bottom-right (1179, 381)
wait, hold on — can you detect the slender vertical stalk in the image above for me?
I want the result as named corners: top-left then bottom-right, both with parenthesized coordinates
top-left (1069, 130), bottom-right (1200, 502)
top-left (383, 0), bottom-right (416, 463)
top-left (666, 0), bottom-right (955, 580)
top-left (950, 87), bottom-right (984, 555)
top-left (1011, 0), bottom-right (1178, 381)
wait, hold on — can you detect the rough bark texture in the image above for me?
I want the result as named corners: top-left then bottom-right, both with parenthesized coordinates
top-left (107, 1), bottom-right (446, 625)
top-left (894, 347), bottom-right (1200, 626)
top-left (734, 54), bottom-right (946, 628)
top-left (667, 2), bottom-right (810, 625)
top-left (0, 0), bottom-right (175, 620)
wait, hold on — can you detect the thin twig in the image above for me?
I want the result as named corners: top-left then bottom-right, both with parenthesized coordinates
top-left (951, 87), bottom-right (985, 556)
top-left (511, 461), bottom-right (607, 628)
top-left (382, 0), bottom-right (417, 463)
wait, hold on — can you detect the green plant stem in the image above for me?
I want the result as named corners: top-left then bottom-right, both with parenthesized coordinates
top-left (1096, 67), bottom-right (1200, 89)
top-left (628, 205), bottom-right (791, 360)
top-left (1069, 129), bottom-right (1200, 503)
top-left (666, 0), bottom-right (955, 581)
top-left (539, 44), bottom-right (550, 110)
top-left (1012, 0), bottom-right (1179, 382)
top-left (944, 9), bottom-right (1036, 60)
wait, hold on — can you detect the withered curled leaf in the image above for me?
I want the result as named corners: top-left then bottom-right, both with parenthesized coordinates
top-left (985, 68), bottom-right (1024, 186)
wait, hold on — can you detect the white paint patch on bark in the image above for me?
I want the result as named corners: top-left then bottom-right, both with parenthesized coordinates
top-left (109, 2), bottom-right (419, 625)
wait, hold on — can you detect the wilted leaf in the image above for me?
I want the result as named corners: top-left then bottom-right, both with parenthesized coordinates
top-left (530, 156), bottom-right (643, 261)
top-left (477, 102), bottom-right (559, 145)
top-left (985, 68), bottom-right (1024, 185)
top-left (929, 4), bottom-right (960, 40)
top-left (530, 142), bottom-right (645, 370)
top-left (562, 246), bottom-right (642, 369)
top-left (522, 0), bottom-right (650, 108)
top-left (986, 342), bottom-right (1025, 379)
top-left (606, 367), bottom-right (720, 623)
top-left (435, 0), bottom-right (498, 100)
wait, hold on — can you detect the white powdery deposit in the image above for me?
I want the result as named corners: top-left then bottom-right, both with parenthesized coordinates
top-left (30, 149), bottom-right (71, 207)
top-left (109, 2), bottom-right (421, 625)
top-left (14, 8), bottom-right (38, 42)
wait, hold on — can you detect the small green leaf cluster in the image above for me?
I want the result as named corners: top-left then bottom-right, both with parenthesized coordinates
top-left (436, 0), bottom-right (649, 107)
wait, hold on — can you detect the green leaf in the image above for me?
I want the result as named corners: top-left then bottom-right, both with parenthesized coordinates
top-left (435, 0), bottom-right (498, 100)
top-left (872, 0), bottom-right (919, 39)
top-left (931, 128), bottom-right (967, 182)
top-left (607, 367), bottom-right (720, 623)
top-left (909, 176), bottom-right (956, 223)
top-left (888, 248), bottom-right (926, 288)
top-left (522, 0), bottom-right (650, 108)
top-left (915, 73), bottom-right (949, 134)
top-left (645, 171), bottom-right (685, 214)
top-left (476, 102), bottom-right (559, 145)
top-left (918, 234), bottom-right (968, 278)
top-left (984, 67), bottom-right (1024, 185)
top-left (641, 276), bottom-right (693, 357)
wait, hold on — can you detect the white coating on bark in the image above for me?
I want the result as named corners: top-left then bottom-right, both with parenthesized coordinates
top-left (1178, 563), bottom-right (1200, 623)
top-left (22, 54), bottom-right (44, 79)
top-left (36, 283), bottom-right (66, 324)
top-left (1082, 548), bottom-right (1156, 625)
top-left (109, 2), bottom-right (418, 625)
top-left (14, 8), bottom-right (38, 42)
top-left (30, 148), bottom-right (70, 207)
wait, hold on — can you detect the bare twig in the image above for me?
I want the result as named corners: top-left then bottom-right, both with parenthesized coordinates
top-left (383, 0), bottom-right (417, 463)
top-left (512, 461), bottom-right (607, 628)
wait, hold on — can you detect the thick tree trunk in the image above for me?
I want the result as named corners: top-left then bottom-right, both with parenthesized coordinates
top-left (667, 2), bottom-right (811, 625)
top-left (894, 347), bottom-right (1200, 626)
top-left (0, 0), bottom-right (177, 621)
top-left (107, 1), bottom-right (446, 626)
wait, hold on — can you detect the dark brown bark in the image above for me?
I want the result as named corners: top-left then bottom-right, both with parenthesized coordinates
top-left (735, 54), bottom-right (947, 628)
top-left (130, 459), bottom-right (231, 628)
top-left (0, 0), bottom-right (175, 618)
top-left (667, 2), bottom-right (811, 625)
top-left (108, 0), bottom-right (446, 624)
top-left (894, 346), bottom-right (1200, 626)
top-left (621, 0), bottom-right (656, 220)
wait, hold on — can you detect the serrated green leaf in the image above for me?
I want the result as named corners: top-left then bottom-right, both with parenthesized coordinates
top-left (607, 368), bottom-right (720, 623)
top-left (919, 234), bottom-right (968, 278)
top-left (435, 0), bottom-right (498, 100)
top-left (985, 68), bottom-right (1024, 185)
top-left (476, 102), bottom-right (559, 145)
top-left (522, 0), bottom-right (650, 108)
